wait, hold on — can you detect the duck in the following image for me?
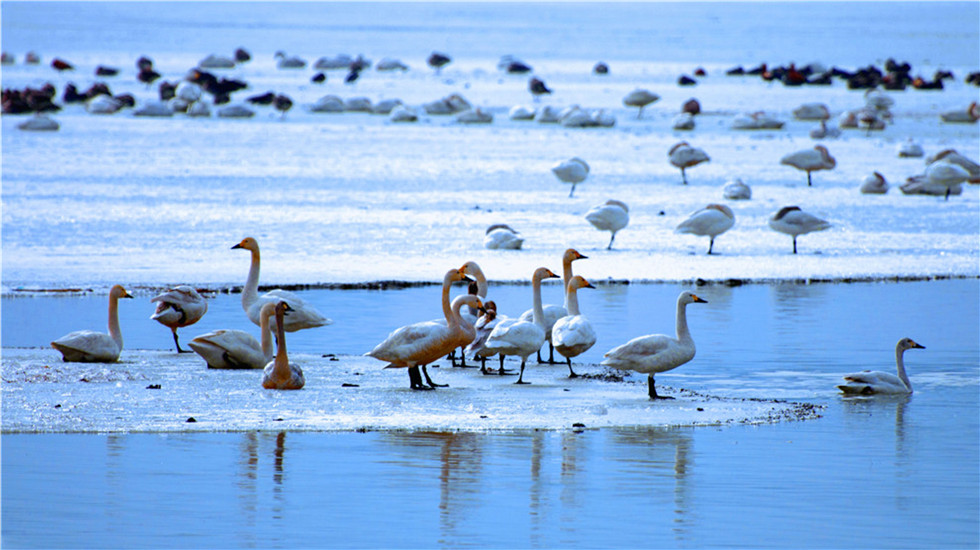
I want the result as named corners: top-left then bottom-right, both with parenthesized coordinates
top-left (622, 89), bottom-right (660, 118)
top-left (585, 199), bottom-right (630, 250)
top-left (675, 204), bottom-right (735, 255)
top-left (552, 276), bottom-right (597, 378)
top-left (520, 248), bottom-right (588, 364)
top-left (51, 285), bottom-right (133, 362)
top-left (897, 138), bottom-right (925, 158)
top-left (838, 338), bottom-right (925, 395)
top-left (722, 178), bottom-right (752, 200)
top-left (601, 291), bottom-right (708, 399)
top-left (780, 145), bottom-right (836, 186)
top-left (427, 51), bottom-right (451, 73)
top-left (768, 206), bottom-right (831, 254)
top-left (261, 302), bottom-right (305, 390)
top-left (859, 171), bottom-right (888, 194)
top-left (484, 267), bottom-right (560, 384)
top-left (939, 102), bottom-right (979, 123)
top-left (366, 268), bottom-right (478, 390)
top-left (232, 237), bottom-right (332, 332)
top-left (465, 301), bottom-right (508, 375)
top-left (552, 157), bottom-right (590, 197)
top-left (150, 286), bottom-right (208, 353)
top-left (189, 302), bottom-right (277, 369)
top-left (484, 223), bottom-right (525, 250)
top-left (529, 77), bottom-right (552, 100)
top-left (668, 141), bottom-right (710, 185)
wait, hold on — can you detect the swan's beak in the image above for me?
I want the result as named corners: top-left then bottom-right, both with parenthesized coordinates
top-left (231, 243), bottom-right (243, 250)
top-left (122, 291), bottom-right (134, 299)
top-left (692, 294), bottom-right (708, 303)
top-left (911, 340), bottom-right (925, 349)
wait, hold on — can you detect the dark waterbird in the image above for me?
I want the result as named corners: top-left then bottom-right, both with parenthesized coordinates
top-left (529, 77), bottom-right (551, 99)
top-left (95, 65), bottom-right (119, 77)
top-left (427, 51), bottom-right (451, 73)
top-left (51, 58), bottom-right (74, 71)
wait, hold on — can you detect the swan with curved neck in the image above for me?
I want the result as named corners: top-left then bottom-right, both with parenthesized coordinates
top-left (367, 268), bottom-right (481, 390)
top-left (232, 237), bottom-right (331, 332)
top-left (552, 276), bottom-right (597, 378)
top-left (52, 285), bottom-right (134, 362)
top-left (189, 302), bottom-right (278, 369)
top-left (838, 338), bottom-right (925, 395)
top-left (601, 291), bottom-right (708, 399)
top-left (465, 301), bottom-right (508, 375)
top-left (262, 302), bottom-right (305, 390)
top-left (520, 248), bottom-right (587, 363)
top-left (150, 285), bottom-right (208, 353)
top-left (485, 267), bottom-right (560, 384)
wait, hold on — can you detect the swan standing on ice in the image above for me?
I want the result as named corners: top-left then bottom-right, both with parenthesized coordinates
top-left (675, 204), bottom-right (735, 255)
top-left (51, 285), bottom-right (133, 362)
top-left (668, 141), bottom-right (710, 185)
top-left (601, 291), bottom-right (708, 399)
top-left (232, 237), bottom-right (331, 332)
top-left (780, 145), bottom-right (836, 186)
top-left (366, 268), bottom-right (479, 390)
top-left (552, 157), bottom-right (590, 197)
top-left (484, 223), bottom-right (525, 250)
top-left (189, 302), bottom-right (277, 369)
top-left (262, 302), bottom-right (305, 390)
top-left (925, 160), bottom-right (970, 200)
top-left (484, 267), bottom-right (560, 384)
top-left (585, 199), bottom-right (630, 250)
top-left (768, 206), bottom-right (831, 254)
top-left (860, 171), bottom-right (888, 194)
top-left (838, 338), bottom-right (925, 395)
top-left (520, 248), bottom-right (588, 363)
top-left (552, 276), bottom-right (597, 378)
top-left (150, 286), bottom-right (208, 353)
top-left (622, 89), bottom-right (660, 119)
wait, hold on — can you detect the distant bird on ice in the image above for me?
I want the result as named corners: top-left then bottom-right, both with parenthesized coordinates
top-left (668, 141), bottom-right (710, 185)
top-left (552, 157), bottom-right (590, 197)
top-left (622, 89), bottom-right (660, 118)
top-left (484, 223), bottom-right (525, 250)
top-left (675, 204), bottom-right (735, 255)
top-left (585, 199), bottom-right (630, 250)
top-left (150, 286), bottom-right (208, 353)
top-left (768, 206), bottom-right (831, 254)
top-left (529, 77), bottom-right (552, 100)
top-left (780, 145), bottom-right (836, 186)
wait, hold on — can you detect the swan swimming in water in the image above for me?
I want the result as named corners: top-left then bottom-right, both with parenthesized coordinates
top-left (150, 286), bottom-right (208, 353)
top-left (51, 285), bottom-right (133, 362)
top-left (189, 302), bottom-right (277, 369)
top-left (262, 302), bottom-right (305, 390)
top-left (552, 275), bottom-right (597, 378)
top-left (601, 291), bottom-right (708, 400)
top-left (838, 338), bottom-right (925, 395)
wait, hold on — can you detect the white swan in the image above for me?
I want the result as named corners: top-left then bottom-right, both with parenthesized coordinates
top-left (622, 89), bottom-right (660, 119)
top-left (520, 248), bottom-right (588, 363)
top-left (809, 120), bottom-right (841, 140)
top-left (366, 269), bottom-right (479, 390)
top-left (838, 338), bottom-right (925, 395)
top-left (793, 102), bottom-right (830, 121)
top-left (926, 149), bottom-right (979, 182)
top-left (484, 267), bottom-right (560, 384)
top-left (672, 112), bottom-right (695, 130)
top-left (939, 101), bottom-right (979, 123)
top-left (897, 138), bottom-right (924, 158)
top-left (232, 237), bottom-right (332, 332)
top-left (484, 223), bottom-right (525, 250)
top-left (585, 199), bottom-right (630, 250)
top-left (459, 261), bottom-right (489, 325)
top-left (509, 105), bottom-right (536, 120)
top-left (601, 291), bottom-right (708, 399)
top-left (859, 171), bottom-right (888, 194)
top-left (465, 301), bottom-right (507, 374)
top-left (722, 178), bottom-right (752, 200)
top-left (51, 285), bottom-right (133, 362)
top-left (262, 302), bottom-right (305, 390)
top-left (18, 115), bottom-right (59, 131)
top-left (925, 160), bottom-right (970, 200)
top-left (552, 157), bottom-right (590, 197)
top-left (768, 206), bottom-right (831, 254)
top-left (780, 145), bottom-right (836, 186)
top-left (189, 302), bottom-right (277, 370)
top-left (456, 108), bottom-right (493, 124)
top-left (675, 204), bottom-right (735, 255)
top-left (552, 275), bottom-right (597, 378)
top-left (731, 111), bottom-right (785, 130)
top-left (668, 141), bottom-right (709, 185)
top-left (150, 286), bottom-right (208, 353)
top-left (274, 51), bottom-right (306, 69)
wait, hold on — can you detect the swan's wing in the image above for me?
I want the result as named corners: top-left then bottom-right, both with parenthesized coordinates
top-left (601, 334), bottom-right (675, 370)
top-left (367, 322), bottom-right (450, 363)
top-left (553, 316), bottom-right (597, 349)
top-left (151, 287), bottom-right (207, 323)
top-left (839, 370), bottom-right (908, 394)
top-left (51, 330), bottom-right (119, 361)
top-left (188, 329), bottom-right (266, 369)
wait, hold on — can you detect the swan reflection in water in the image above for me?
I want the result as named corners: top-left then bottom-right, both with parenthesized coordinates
top-left (238, 431), bottom-right (289, 524)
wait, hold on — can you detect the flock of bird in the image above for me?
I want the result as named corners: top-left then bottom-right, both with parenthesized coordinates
top-left (50, 238), bottom-right (927, 398)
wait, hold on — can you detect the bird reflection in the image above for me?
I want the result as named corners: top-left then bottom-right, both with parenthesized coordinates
top-left (238, 431), bottom-right (289, 525)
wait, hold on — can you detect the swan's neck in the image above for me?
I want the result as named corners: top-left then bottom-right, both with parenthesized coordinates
top-left (107, 293), bottom-right (123, 349)
top-left (272, 310), bottom-right (289, 377)
top-left (675, 298), bottom-right (693, 343)
top-left (440, 273), bottom-right (454, 324)
top-left (895, 347), bottom-right (912, 391)
top-left (566, 285), bottom-right (581, 316)
top-left (242, 247), bottom-right (261, 310)
top-left (532, 276), bottom-right (546, 326)
top-left (260, 309), bottom-right (274, 359)
top-left (452, 301), bottom-right (473, 335)
top-left (562, 257), bottom-right (575, 309)
top-left (473, 267), bottom-right (488, 299)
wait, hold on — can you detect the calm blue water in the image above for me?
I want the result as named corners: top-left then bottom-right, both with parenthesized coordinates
top-left (3, 279), bottom-right (979, 548)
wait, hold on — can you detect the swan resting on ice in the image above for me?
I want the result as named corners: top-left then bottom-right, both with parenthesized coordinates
top-left (52, 285), bottom-right (133, 362)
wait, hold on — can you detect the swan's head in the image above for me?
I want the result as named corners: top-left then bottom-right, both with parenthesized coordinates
top-left (564, 248), bottom-right (588, 263)
top-left (486, 223), bottom-right (518, 235)
top-left (669, 141), bottom-right (691, 155)
top-left (232, 237), bottom-right (258, 252)
top-left (533, 267), bottom-right (560, 283)
top-left (568, 275), bottom-right (595, 291)
top-left (110, 285), bottom-right (134, 300)
top-left (898, 338), bottom-right (925, 351)
top-left (605, 199), bottom-right (629, 213)
top-left (705, 204), bottom-right (734, 219)
top-left (460, 261), bottom-right (484, 278)
top-left (679, 291), bottom-right (708, 305)
top-left (274, 301), bottom-right (292, 318)
top-left (451, 294), bottom-right (482, 312)
top-left (771, 206), bottom-right (802, 222)
top-left (445, 267), bottom-right (470, 286)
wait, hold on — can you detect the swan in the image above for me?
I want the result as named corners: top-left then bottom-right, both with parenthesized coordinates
top-left (601, 291), bottom-right (708, 399)
top-left (859, 171), bottom-right (888, 194)
top-left (189, 302), bottom-right (277, 369)
top-left (389, 105), bottom-right (419, 123)
top-left (423, 93), bottom-right (471, 115)
top-left (585, 199), bottom-right (630, 250)
top-left (509, 105), bottom-right (536, 120)
top-left (520, 248), bottom-right (588, 363)
top-left (366, 268), bottom-right (478, 390)
top-left (780, 145), bottom-right (836, 186)
top-left (731, 111), bottom-right (784, 130)
top-left (675, 204), bottom-right (735, 255)
top-left (768, 206), bottom-right (831, 254)
top-left (809, 120), bottom-right (841, 140)
top-left (793, 102), bottom-right (830, 121)
top-left (939, 102), bottom-right (979, 123)
top-left (897, 138), bottom-right (924, 158)
top-left (457, 108), bottom-right (493, 124)
top-left (459, 261), bottom-right (489, 325)
top-left (232, 237), bottom-right (332, 332)
top-left (484, 267), bottom-right (560, 384)
top-left (925, 161), bottom-right (970, 200)
top-left (274, 51), bottom-right (306, 69)
top-left (722, 178), bottom-right (752, 200)
top-left (17, 115), bottom-right (59, 131)
top-left (552, 276), bottom-right (597, 378)
top-left (926, 149), bottom-right (979, 182)
top-left (465, 301), bottom-right (508, 375)
top-left (535, 105), bottom-right (562, 123)
top-left (672, 112), bottom-right (695, 130)
top-left (552, 157), bottom-right (590, 197)
top-left (372, 98), bottom-right (404, 115)
top-left (622, 89), bottom-right (660, 119)
top-left (150, 286), bottom-right (208, 352)
top-left (838, 338), bottom-right (925, 395)
top-left (484, 223), bottom-right (524, 250)
top-left (198, 54), bottom-right (236, 69)
top-left (668, 141), bottom-right (709, 185)
top-left (51, 285), bottom-right (133, 362)
top-left (262, 302), bottom-right (305, 390)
